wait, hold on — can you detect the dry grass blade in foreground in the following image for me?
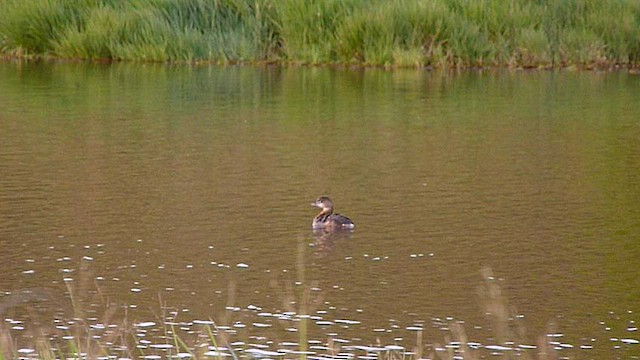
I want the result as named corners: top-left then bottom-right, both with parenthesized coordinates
top-left (0, 263), bottom-right (587, 359)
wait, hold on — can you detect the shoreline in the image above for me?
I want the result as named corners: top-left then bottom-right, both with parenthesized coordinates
top-left (1, 0), bottom-right (639, 70)
top-left (1, 55), bottom-right (639, 73)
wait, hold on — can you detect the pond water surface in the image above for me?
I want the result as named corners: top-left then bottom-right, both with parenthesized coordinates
top-left (0, 62), bottom-right (639, 359)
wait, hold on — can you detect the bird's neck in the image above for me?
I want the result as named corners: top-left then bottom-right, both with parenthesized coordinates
top-left (315, 207), bottom-right (333, 221)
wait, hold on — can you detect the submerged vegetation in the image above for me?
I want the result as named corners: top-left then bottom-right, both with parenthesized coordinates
top-left (0, 0), bottom-right (639, 68)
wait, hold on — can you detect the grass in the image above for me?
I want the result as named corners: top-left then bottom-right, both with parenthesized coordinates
top-left (0, 262), bottom-right (573, 360)
top-left (1, 0), bottom-right (639, 68)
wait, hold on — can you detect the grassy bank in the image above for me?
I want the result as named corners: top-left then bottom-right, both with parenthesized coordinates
top-left (0, 0), bottom-right (639, 68)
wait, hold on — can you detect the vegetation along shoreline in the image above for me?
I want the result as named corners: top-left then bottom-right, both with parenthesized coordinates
top-left (1, 0), bottom-right (639, 69)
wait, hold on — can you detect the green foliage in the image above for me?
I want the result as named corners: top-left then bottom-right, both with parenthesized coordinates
top-left (1, 0), bottom-right (639, 67)
top-left (275, 0), bottom-right (361, 64)
top-left (514, 27), bottom-right (551, 67)
top-left (0, 0), bottom-right (91, 55)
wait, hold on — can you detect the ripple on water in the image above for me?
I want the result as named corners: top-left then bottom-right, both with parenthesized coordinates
top-left (135, 321), bottom-right (156, 328)
top-left (204, 350), bottom-right (233, 357)
top-left (309, 345), bottom-right (331, 351)
top-left (344, 345), bottom-right (386, 352)
top-left (485, 345), bottom-right (511, 351)
top-left (244, 348), bottom-right (283, 357)
top-left (252, 322), bottom-right (271, 328)
top-left (279, 342), bottom-right (298, 347)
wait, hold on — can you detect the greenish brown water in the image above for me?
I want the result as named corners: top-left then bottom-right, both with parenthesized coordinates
top-left (0, 62), bottom-right (639, 358)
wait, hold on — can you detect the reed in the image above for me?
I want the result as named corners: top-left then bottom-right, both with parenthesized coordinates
top-left (275, 0), bottom-right (361, 64)
top-left (1, 0), bottom-right (639, 67)
top-left (0, 267), bottom-right (582, 359)
top-left (0, 0), bottom-right (90, 56)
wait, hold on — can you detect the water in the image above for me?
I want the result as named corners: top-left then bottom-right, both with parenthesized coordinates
top-left (0, 62), bottom-right (639, 358)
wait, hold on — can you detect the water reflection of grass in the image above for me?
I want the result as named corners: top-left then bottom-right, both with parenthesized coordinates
top-left (0, 0), bottom-right (639, 68)
top-left (0, 264), bottom-right (578, 360)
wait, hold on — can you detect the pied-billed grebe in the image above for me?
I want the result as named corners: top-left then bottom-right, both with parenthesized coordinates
top-left (311, 196), bottom-right (355, 230)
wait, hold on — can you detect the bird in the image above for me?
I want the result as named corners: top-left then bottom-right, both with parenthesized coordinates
top-left (310, 196), bottom-right (355, 230)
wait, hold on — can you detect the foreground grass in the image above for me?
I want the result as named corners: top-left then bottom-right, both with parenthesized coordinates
top-left (0, 0), bottom-right (639, 68)
top-left (0, 267), bottom-right (569, 360)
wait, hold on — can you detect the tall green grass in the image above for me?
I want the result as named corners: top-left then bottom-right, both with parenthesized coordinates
top-left (1, 0), bottom-right (639, 68)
